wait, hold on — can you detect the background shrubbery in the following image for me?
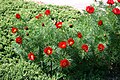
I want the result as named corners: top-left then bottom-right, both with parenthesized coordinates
top-left (0, 0), bottom-right (120, 80)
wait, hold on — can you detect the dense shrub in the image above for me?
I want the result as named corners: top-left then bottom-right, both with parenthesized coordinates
top-left (0, 0), bottom-right (120, 79)
top-left (0, 0), bottom-right (82, 79)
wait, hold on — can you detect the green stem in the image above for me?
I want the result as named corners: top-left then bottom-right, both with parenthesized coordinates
top-left (50, 60), bottom-right (52, 78)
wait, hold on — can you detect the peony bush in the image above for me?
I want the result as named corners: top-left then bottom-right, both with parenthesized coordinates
top-left (1, 0), bottom-right (120, 79)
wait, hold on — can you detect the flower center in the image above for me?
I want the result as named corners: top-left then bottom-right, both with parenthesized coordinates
top-left (31, 55), bottom-right (34, 60)
top-left (58, 24), bottom-right (62, 27)
top-left (63, 62), bottom-right (66, 66)
top-left (62, 44), bottom-right (66, 47)
top-left (70, 41), bottom-right (73, 45)
top-left (47, 49), bottom-right (51, 54)
top-left (13, 29), bottom-right (17, 32)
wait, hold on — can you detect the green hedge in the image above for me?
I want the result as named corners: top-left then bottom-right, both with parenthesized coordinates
top-left (0, 0), bottom-right (120, 80)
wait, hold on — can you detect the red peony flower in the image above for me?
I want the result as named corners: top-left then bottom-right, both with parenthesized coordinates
top-left (44, 46), bottom-right (53, 55)
top-left (67, 38), bottom-right (74, 46)
top-left (45, 9), bottom-right (51, 15)
top-left (98, 44), bottom-right (105, 51)
top-left (35, 14), bottom-right (42, 19)
top-left (58, 41), bottom-right (67, 49)
top-left (107, 0), bottom-right (114, 5)
top-left (55, 22), bottom-right (62, 28)
top-left (35, 16), bottom-right (39, 19)
top-left (86, 6), bottom-right (94, 14)
top-left (118, 0), bottom-right (120, 3)
top-left (11, 27), bottom-right (18, 33)
top-left (28, 52), bottom-right (35, 60)
top-left (98, 20), bottom-right (103, 26)
top-left (16, 36), bottom-right (22, 44)
top-left (60, 59), bottom-right (70, 68)
top-left (112, 8), bottom-right (120, 15)
top-left (81, 44), bottom-right (88, 52)
top-left (77, 32), bottom-right (82, 38)
top-left (38, 14), bottom-right (42, 17)
top-left (15, 13), bottom-right (21, 19)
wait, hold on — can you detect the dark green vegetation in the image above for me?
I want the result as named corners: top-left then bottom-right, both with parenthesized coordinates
top-left (0, 0), bottom-right (120, 79)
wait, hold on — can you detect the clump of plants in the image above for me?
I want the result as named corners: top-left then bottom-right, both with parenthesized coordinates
top-left (1, 0), bottom-right (120, 79)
